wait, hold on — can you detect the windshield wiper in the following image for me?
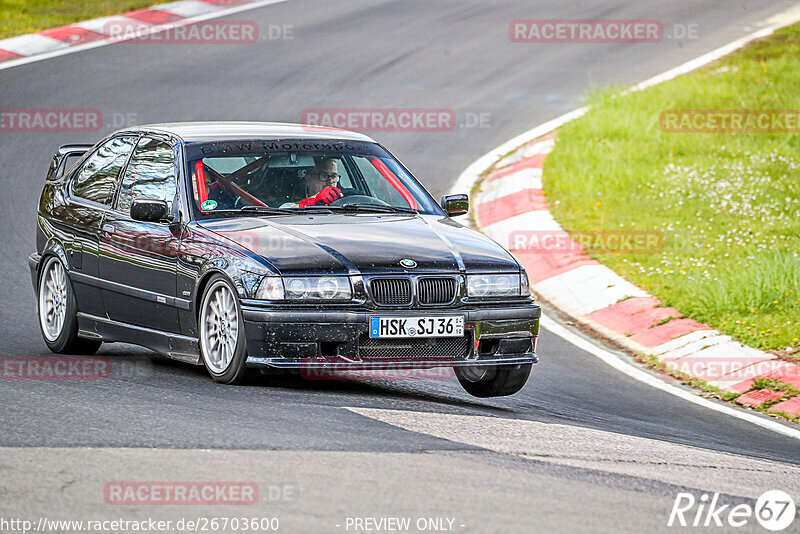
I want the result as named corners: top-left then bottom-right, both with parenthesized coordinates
top-left (330, 203), bottom-right (418, 215)
top-left (238, 206), bottom-right (297, 215)
top-left (215, 204), bottom-right (416, 216)
top-left (241, 205), bottom-right (341, 215)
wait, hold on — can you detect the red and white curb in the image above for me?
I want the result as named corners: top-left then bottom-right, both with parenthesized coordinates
top-left (469, 134), bottom-right (800, 417)
top-left (449, 9), bottom-right (800, 423)
top-left (0, 0), bottom-right (286, 68)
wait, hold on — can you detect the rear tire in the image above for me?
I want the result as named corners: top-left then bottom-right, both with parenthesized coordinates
top-left (37, 255), bottom-right (102, 355)
top-left (198, 275), bottom-right (249, 384)
top-left (455, 364), bottom-right (532, 397)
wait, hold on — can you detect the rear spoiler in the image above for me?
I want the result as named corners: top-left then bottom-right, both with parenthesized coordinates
top-left (47, 143), bottom-right (94, 182)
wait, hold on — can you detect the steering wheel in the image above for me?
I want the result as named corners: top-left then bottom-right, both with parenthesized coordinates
top-left (330, 194), bottom-right (390, 206)
top-left (337, 187), bottom-right (360, 197)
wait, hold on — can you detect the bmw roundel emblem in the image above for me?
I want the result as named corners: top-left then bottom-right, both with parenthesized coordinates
top-left (400, 258), bottom-right (417, 268)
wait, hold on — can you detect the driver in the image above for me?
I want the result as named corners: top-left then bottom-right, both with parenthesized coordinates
top-left (297, 158), bottom-right (344, 207)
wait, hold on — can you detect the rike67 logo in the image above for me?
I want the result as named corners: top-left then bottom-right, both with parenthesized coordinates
top-left (668, 490), bottom-right (796, 531)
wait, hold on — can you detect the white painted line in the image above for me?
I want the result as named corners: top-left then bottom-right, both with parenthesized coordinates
top-left (633, 5), bottom-right (800, 92)
top-left (0, 0), bottom-right (290, 71)
top-left (515, 137), bottom-right (555, 158)
top-left (493, 139), bottom-right (555, 170)
top-left (452, 4), bottom-right (800, 435)
top-left (447, 108), bottom-right (587, 198)
top-left (449, 6), bottom-right (800, 201)
top-left (541, 314), bottom-right (800, 441)
top-left (348, 406), bottom-right (800, 495)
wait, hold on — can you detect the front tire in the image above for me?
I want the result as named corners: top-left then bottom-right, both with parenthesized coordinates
top-left (455, 364), bottom-right (532, 398)
top-left (37, 255), bottom-right (101, 355)
top-left (199, 275), bottom-right (249, 384)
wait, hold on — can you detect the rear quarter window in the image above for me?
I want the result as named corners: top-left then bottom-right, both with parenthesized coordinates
top-left (71, 136), bottom-right (138, 204)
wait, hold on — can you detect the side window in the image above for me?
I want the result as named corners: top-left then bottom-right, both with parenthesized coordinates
top-left (71, 136), bottom-right (137, 205)
top-left (116, 137), bottom-right (177, 215)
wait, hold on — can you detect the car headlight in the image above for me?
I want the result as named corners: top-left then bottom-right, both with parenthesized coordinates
top-left (520, 270), bottom-right (531, 297)
top-left (255, 276), bottom-right (284, 300)
top-left (284, 276), bottom-right (352, 301)
top-left (467, 273), bottom-right (521, 298)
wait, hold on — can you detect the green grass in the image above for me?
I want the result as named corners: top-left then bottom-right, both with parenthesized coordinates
top-left (752, 377), bottom-right (800, 398)
top-left (0, 0), bottom-right (162, 39)
top-left (545, 23), bottom-right (800, 353)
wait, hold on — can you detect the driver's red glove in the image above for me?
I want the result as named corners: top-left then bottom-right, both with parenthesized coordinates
top-left (299, 186), bottom-right (343, 207)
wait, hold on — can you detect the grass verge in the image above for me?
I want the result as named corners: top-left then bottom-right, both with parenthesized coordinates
top-left (545, 23), bottom-right (800, 354)
top-left (0, 0), bottom-right (162, 39)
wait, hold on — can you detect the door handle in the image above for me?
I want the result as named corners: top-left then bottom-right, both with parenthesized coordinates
top-left (102, 223), bottom-right (115, 233)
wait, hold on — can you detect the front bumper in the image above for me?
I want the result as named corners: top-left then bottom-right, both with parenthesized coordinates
top-left (241, 302), bottom-right (540, 369)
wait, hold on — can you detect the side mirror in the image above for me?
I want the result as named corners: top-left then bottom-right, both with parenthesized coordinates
top-left (131, 198), bottom-right (169, 222)
top-left (440, 194), bottom-right (469, 217)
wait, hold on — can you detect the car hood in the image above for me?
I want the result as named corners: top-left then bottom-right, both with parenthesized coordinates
top-left (196, 214), bottom-right (520, 275)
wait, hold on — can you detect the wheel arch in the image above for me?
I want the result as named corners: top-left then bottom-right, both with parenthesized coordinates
top-left (193, 267), bottom-right (236, 321)
top-left (37, 241), bottom-right (69, 288)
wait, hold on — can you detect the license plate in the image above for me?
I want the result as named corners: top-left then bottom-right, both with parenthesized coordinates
top-left (369, 316), bottom-right (465, 338)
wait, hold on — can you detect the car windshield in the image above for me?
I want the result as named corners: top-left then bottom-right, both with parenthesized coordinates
top-left (186, 140), bottom-right (441, 216)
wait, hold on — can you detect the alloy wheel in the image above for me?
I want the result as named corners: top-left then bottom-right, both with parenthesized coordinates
top-left (39, 258), bottom-right (67, 342)
top-left (200, 281), bottom-right (240, 374)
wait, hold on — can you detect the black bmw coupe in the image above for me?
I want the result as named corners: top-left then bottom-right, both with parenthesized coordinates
top-left (30, 122), bottom-right (540, 397)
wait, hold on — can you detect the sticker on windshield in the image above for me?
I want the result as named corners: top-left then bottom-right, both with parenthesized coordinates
top-left (201, 199), bottom-right (218, 211)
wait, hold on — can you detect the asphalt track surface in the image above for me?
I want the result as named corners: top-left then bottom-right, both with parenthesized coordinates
top-left (2, 1), bottom-right (800, 532)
